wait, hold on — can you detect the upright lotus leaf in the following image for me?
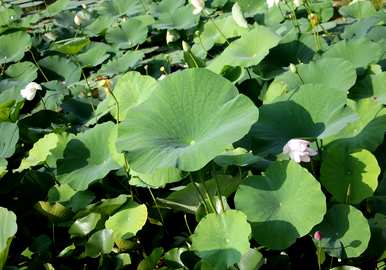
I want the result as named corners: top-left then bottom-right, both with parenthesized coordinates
top-left (191, 210), bottom-right (251, 268)
top-left (315, 204), bottom-right (370, 258)
top-left (270, 58), bottom-right (357, 94)
top-left (97, 0), bottom-right (144, 17)
top-left (0, 207), bottom-right (17, 270)
top-left (57, 122), bottom-right (123, 191)
top-left (208, 26), bottom-right (280, 73)
top-left (85, 229), bottom-right (114, 258)
top-left (153, 0), bottom-right (199, 30)
top-left (0, 122), bottom-right (19, 158)
top-left (93, 71), bottom-right (157, 122)
top-left (117, 68), bottom-right (258, 173)
top-left (235, 161), bottom-right (326, 250)
top-left (5, 62), bottom-right (37, 81)
top-left (324, 38), bottom-right (382, 69)
top-left (321, 144), bottom-right (380, 204)
top-left (15, 133), bottom-right (59, 172)
top-left (0, 31), bottom-right (31, 64)
top-left (349, 72), bottom-right (386, 105)
top-left (105, 19), bottom-right (148, 49)
top-left (76, 42), bottom-right (111, 68)
top-left (105, 201), bottom-right (147, 242)
top-left (69, 212), bottom-right (101, 237)
top-left (38, 56), bottom-right (81, 84)
top-left (50, 37), bottom-right (90, 55)
top-left (35, 201), bottom-right (73, 222)
top-left (324, 98), bottom-right (386, 152)
top-left (248, 84), bottom-right (356, 156)
top-left (130, 167), bottom-right (184, 188)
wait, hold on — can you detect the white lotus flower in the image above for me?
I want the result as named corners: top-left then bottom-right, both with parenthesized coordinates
top-left (191, 0), bottom-right (205, 14)
top-left (232, 3), bottom-right (248, 28)
top-left (283, 139), bottom-right (317, 163)
top-left (20, 82), bottom-right (42, 101)
top-left (267, 0), bottom-right (280, 8)
top-left (74, 11), bottom-right (89, 26)
top-left (293, 0), bottom-right (302, 7)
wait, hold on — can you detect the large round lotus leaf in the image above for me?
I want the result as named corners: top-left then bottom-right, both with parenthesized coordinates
top-left (57, 122), bottom-right (123, 191)
top-left (191, 210), bottom-right (251, 268)
top-left (0, 122), bottom-right (19, 159)
top-left (315, 204), bottom-right (370, 258)
top-left (105, 201), bottom-right (147, 242)
top-left (93, 71), bottom-right (157, 122)
top-left (321, 144), bottom-right (380, 204)
top-left (38, 55), bottom-right (81, 83)
top-left (76, 42), bottom-right (111, 68)
top-left (271, 58), bottom-right (356, 94)
top-left (247, 83), bottom-right (356, 156)
top-left (235, 160), bottom-right (326, 250)
top-left (5, 61), bottom-right (37, 81)
top-left (349, 72), bottom-right (386, 105)
top-left (324, 98), bottom-right (386, 152)
top-left (97, 0), bottom-right (144, 17)
top-left (0, 31), bottom-right (31, 64)
top-left (116, 68), bottom-right (258, 173)
top-left (105, 19), bottom-right (148, 49)
top-left (0, 207), bottom-right (17, 251)
top-left (208, 26), bottom-right (280, 73)
top-left (324, 38), bottom-right (382, 69)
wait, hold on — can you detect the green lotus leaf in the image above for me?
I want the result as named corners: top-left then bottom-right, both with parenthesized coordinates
top-left (324, 98), bottom-right (386, 152)
top-left (0, 207), bottom-right (17, 270)
top-left (349, 72), bottom-right (386, 105)
top-left (191, 210), bottom-right (251, 268)
top-left (0, 122), bottom-right (19, 159)
top-left (191, 15), bottom-right (249, 58)
top-left (0, 7), bottom-right (20, 26)
top-left (0, 158), bottom-right (7, 178)
top-left (84, 16), bottom-right (115, 36)
top-left (105, 19), bottom-right (148, 49)
top-left (138, 247), bottom-right (163, 270)
top-left (324, 38), bottom-right (382, 69)
top-left (214, 147), bottom-right (271, 168)
top-left (35, 201), bottom-right (72, 222)
top-left (5, 61), bottom-right (37, 81)
top-left (105, 201), bottom-right (147, 241)
top-left (97, 0), bottom-right (145, 17)
top-left (15, 133), bottom-right (59, 172)
top-left (330, 267), bottom-right (361, 270)
top-left (85, 229), bottom-right (114, 258)
top-left (247, 84), bottom-right (356, 156)
top-left (57, 122), bottom-right (123, 191)
top-left (130, 167), bottom-right (184, 188)
top-left (314, 204), bottom-right (370, 258)
top-left (45, 0), bottom-right (70, 15)
top-left (0, 31), bottom-right (31, 64)
top-left (98, 50), bottom-right (144, 76)
top-left (76, 42), bottom-right (111, 68)
top-left (69, 212), bottom-right (101, 237)
top-left (48, 184), bottom-right (76, 203)
top-left (38, 55), bottom-right (81, 84)
top-left (270, 58), bottom-right (357, 94)
top-left (339, 1), bottom-right (377, 19)
top-left (208, 26), bottom-right (280, 73)
top-left (50, 37), bottom-right (90, 55)
top-left (236, 0), bottom-right (266, 17)
top-left (235, 160), bottom-right (326, 250)
top-left (320, 144), bottom-right (380, 204)
top-left (237, 248), bottom-right (264, 270)
top-left (93, 71), bottom-right (157, 122)
top-left (153, 1), bottom-right (199, 30)
top-left (117, 68), bottom-right (258, 173)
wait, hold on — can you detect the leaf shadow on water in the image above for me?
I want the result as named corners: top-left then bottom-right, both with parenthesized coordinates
top-left (57, 139), bottom-right (90, 175)
top-left (238, 101), bottom-right (325, 157)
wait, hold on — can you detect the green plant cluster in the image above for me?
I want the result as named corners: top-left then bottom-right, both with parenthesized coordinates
top-left (0, 0), bottom-right (385, 269)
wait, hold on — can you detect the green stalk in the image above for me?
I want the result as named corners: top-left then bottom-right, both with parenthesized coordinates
top-left (148, 187), bottom-right (169, 235)
top-left (189, 173), bottom-right (209, 214)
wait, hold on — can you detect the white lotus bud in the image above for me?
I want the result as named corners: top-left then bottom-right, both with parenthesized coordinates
top-left (232, 3), bottom-right (248, 28)
top-left (182, 40), bottom-right (191, 52)
top-left (283, 139), bottom-right (317, 163)
top-left (190, 0), bottom-right (205, 15)
top-left (74, 11), bottom-right (89, 26)
top-left (20, 82), bottom-right (42, 101)
top-left (166, 30), bottom-right (180, 44)
top-left (289, 63), bottom-right (297, 73)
